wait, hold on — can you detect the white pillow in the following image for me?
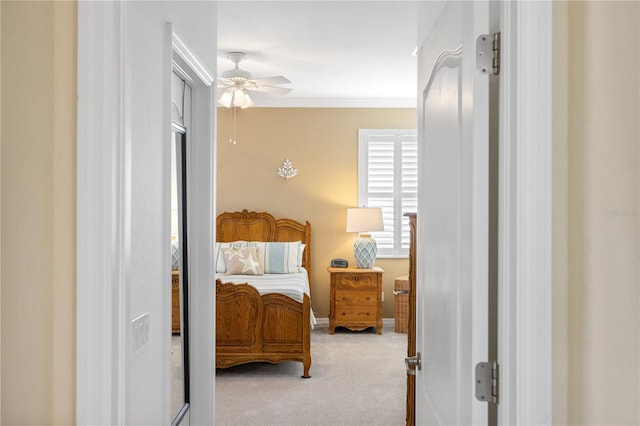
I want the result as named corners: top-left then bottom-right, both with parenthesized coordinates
top-left (300, 243), bottom-right (306, 268)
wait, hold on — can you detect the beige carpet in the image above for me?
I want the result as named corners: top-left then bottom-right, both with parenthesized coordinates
top-left (215, 323), bottom-right (408, 426)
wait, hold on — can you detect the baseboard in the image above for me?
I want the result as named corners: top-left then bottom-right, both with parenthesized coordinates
top-left (314, 317), bottom-right (396, 328)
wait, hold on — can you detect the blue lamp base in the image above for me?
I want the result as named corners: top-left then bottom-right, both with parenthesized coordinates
top-left (353, 236), bottom-right (377, 269)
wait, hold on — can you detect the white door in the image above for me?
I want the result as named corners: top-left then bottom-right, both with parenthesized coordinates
top-left (416, 1), bottom-right (492, 424)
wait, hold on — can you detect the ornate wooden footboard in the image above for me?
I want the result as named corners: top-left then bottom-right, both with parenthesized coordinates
top-left (216, 280), bottom-right (311, 378)
top-left (215, 210), bottom-right (312, 378)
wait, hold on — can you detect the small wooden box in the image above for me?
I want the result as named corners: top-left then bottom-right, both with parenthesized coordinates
top-left (394, 276), bottom-right (409, 334)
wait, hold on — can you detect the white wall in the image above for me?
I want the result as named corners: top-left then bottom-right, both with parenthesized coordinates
top-left (124, 2), bottom-right (216, 424)
top-left (417, 1), bottom-right (446, 48)
top-left (552, 2), bottom-right (569, 424)
top-left (78, 2), bottom-right (216, 424)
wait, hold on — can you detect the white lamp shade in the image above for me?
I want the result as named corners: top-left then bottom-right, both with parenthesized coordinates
top-left (346, 207), bottom-right (384, 233)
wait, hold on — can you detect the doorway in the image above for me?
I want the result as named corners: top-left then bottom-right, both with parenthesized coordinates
top-left (76, 2), bottom-right (553, 424)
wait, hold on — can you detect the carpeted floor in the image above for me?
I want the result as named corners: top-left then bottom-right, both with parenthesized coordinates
top-left (215, 323), bottom-right (408, 426)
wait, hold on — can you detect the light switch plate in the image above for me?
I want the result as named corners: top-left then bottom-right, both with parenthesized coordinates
top-left (132, 312), bottom-right (150, 357)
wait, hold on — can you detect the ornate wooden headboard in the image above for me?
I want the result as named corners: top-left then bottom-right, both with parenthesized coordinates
top-left (216, 210), bottom-right (312, 282)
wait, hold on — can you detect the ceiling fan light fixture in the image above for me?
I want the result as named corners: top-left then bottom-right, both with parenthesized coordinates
top-left (221, 68), bottom-right (252, 80)
top-left (218, 51), bottom-right (291, 109)
top-left (218, 90), bottom-right (233, 108)
top-left (239, 92), bottom-right (254, 109)
top-left (233, 88), bottom-right (245, 100)
top-left (217, 87), bottom-right (254, 109)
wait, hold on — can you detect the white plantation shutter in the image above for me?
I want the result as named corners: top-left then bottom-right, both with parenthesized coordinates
top-left (358, 129), bottom-right (418, 257)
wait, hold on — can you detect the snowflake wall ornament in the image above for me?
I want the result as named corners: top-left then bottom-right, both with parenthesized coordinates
top-left (277, 158), bottom-right (298, 181)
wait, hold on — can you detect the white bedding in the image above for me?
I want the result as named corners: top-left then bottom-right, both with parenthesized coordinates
top-left (215, 268), bottom-right (317, 326)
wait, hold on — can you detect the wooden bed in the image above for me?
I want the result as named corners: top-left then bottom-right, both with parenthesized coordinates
top-left (215, 210), bottom-right (312, 378)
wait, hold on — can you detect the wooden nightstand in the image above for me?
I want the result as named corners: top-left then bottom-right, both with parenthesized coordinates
top-left (171, 270), bottom-right (180, 334)
top-left (328, 266), bottom-right (384, 335)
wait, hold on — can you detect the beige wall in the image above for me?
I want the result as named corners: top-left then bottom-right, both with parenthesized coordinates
top-left (216, 107), bottom-right (416, 318)
top-left (558, 1), bottom-right (640, 424)
top-left (0, 1), bottom-right (76, 424)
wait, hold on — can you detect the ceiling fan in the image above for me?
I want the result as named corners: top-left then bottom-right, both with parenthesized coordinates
top-left (218, 52), bottom-right (292, 108)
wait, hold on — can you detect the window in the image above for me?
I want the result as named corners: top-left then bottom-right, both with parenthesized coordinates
top-left (358, 129), bottom-right (417, 258)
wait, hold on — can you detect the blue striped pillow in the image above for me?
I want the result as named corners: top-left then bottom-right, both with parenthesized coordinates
top-left (247, 241), bottom-right (304, 274)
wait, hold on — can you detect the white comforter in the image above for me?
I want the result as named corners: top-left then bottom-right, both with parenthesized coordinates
top-left (215, 268), bottom-right (316, 326)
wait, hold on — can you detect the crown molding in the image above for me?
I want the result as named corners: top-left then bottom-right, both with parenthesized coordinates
top-left (241, 97), bottom-right (417, 108)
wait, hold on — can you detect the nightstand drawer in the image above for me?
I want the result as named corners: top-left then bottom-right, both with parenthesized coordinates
top-left (335, 290), bottom-right (377, 305)
top-left (335, 306), bottom-right (378, 322)
top-left (334, 273), bottom-right (378, 290)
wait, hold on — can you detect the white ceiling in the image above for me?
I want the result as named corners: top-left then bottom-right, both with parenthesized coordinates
top-left (217, 1), bottom-right (419, 107)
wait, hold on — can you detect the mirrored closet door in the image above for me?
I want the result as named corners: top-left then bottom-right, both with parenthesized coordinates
top-left (170, 71), bottom-right (192, 425)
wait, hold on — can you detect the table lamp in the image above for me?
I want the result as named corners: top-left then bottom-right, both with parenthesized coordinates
top-left (346, 207), bottom-right (384, 268)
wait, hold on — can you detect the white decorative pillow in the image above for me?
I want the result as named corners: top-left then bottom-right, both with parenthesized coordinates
top-left (299, 243), bottom-right (306, 268)
top-left (222, 246), bottom-right (264, 275)
top-left (171, 239), bottom-right (180, 271)
top-left (215, 241), bottom-right (247, 273)
top-left (246, 241), bottom-right (304, 274)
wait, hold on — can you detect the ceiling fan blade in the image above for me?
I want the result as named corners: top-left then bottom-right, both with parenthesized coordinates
top-left (246, 85), bottom-right (292, 95)
top-left (249, 76), bottom-right (291, 86)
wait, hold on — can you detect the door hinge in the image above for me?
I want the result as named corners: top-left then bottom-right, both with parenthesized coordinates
top-left (405, 352), bottom-right (422, 376)
top-left (475, 361), bottom-right (499, 404)
top-left (476, 32), bottom-right (501, 75)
